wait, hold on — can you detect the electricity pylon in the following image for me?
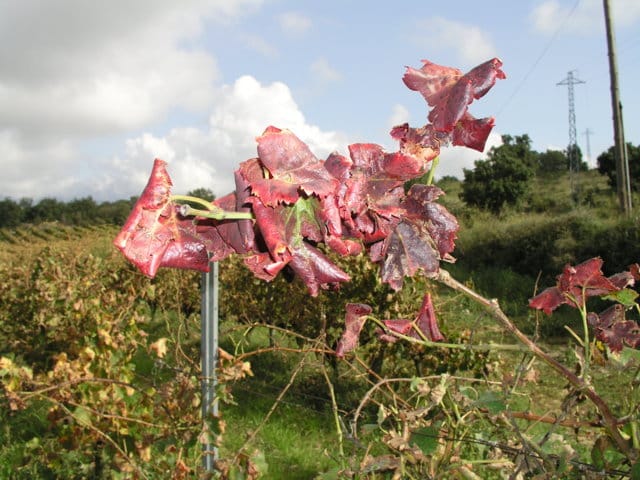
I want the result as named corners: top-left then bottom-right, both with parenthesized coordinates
top-left (557, 71), bottom-right (585, 200)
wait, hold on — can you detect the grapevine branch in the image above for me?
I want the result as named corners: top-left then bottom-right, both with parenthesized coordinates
top-left (111, 53), bottom-right (640, 470)
top-left (435, 269), bottom-right (635, 460)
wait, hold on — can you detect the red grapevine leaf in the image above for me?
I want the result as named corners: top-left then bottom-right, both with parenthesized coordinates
top-left (288, 242), bottom-right (351, 296)
top-left (378, 219), bottom-right (440, 291)
top-left (375, 185), bottom-right (458, 290)
top-left (249, 195), bottom-right (350, 296)
top-left (451, 113), bottom-right (496, 152)
top-left (334, 143), bottom-right (407, 244)
top-left (390, 123), bottom-right (445, 165)
top-left (589, 304), bottom-right (625, 329)
top-left (378, 293), bottom-right (444, 343)
top-left (529, 287), bottom-right (566, 315)
top-left (590, 305), bottom-right (640, 352)
top-left (598, 322), bottom-right (640, 352)
top-left (253, 126), bottom-right (338, 205)
top-left (405, 184), bottom-right (459, 259)
top-left (630, 264), bottom-right (640, 281)
top-left (383, 319), bottom-right (414, 336)
top-left (324, 152), bottom-right (352, 180)
top-left (558, 258), bottom-right (619, 307)
top-left (335, 303), bottom-right (373, 357)
top-left (403, 58), bottom-right (505, 152)
top-left (197, 192), bottom-right (253, 260)
top-left (113, 159), bottom-right (209, 277)
top-left (530, 258), bottom-right (620, 314)
top-left (414, 292), bottom-right (445, 342)
top-left (242, 252), bottom-right (287, 282)
top-left (402, 60), bottom-right (463, 109)
top-left (378, 319), bottom-right (412, 343)
top-left (608, 271), bottom-right (635, 290)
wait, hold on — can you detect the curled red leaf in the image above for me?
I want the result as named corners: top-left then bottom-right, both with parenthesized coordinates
top-left (415, 292), bottom-right (445, 342)
top-left (378, 293), bottom-right (444, 343)
top-left (113, 159), bottom-right (210, 277)
top-left (403, 57), bottom-right (505, 152)
top-left (253, 126), bottom-right (338, 205)
top-left (335, 303), bottom-right (373, 357)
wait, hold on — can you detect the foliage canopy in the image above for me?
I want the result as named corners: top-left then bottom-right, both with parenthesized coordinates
top-left (460, 134), bottom-right (534, 213)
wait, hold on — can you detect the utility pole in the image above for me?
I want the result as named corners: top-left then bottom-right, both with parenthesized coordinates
top-left (603, 0), bottom-right (632, 215)
top-left (557, 71), bottom-right (585, 200)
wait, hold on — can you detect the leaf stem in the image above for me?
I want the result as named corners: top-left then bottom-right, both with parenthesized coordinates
top-left (170, 195), bottom-right (254, 220)
top-left (426, 156), bottom-right (440, 185)
top-left (368, 316), bottom-right (526, 353)
top-left (170, 194), bottom-right (217, 211)
top-left (579, 288), bottom-right (591, 379)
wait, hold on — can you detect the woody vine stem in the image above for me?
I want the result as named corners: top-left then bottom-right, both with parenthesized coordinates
top-left (435, 269), bottom-right (634, 461)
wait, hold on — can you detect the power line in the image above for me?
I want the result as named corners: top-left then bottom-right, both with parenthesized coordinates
top-left (496, 0), bottom-right (581, 118)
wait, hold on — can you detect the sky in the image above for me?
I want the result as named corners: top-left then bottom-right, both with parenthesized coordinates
top-left (1, 0), bottom-right (639, 202)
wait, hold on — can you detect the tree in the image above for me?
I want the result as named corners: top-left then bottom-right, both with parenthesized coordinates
top-left (461, 134), bottom-right (534, 213)
top-left (0, 198), bottom-right (25, 227)
top-left (597, 142), bottom-right (640, 192)
top-left (537, 149), bottom-right (567, 174)
top-left (25, 198), bottom-right (65, 223)
top-left (186, 187), bottom-right (216, 202)
top-left (565, 144), bottom-right (588, 172)
top-left (499, 134), bottom-right (538, 169)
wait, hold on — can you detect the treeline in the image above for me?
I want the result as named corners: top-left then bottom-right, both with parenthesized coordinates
top-left (0, 196), bottom-right (137, 228)
top-left (0, 187), bottom-right (217, 229)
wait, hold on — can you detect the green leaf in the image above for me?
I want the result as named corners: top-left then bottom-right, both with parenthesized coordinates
top-left (474, 391), bottom-right (505, 414)
top-left (314, 467), bottom-right (341, 480)
top-left (609, 346), bottom-right (640, 367)
top-left (250, 450), bottom-right (269, 476)
top-left (630, 461), bottom-right (640, 480)
top-left (73, 406), bottom-right (93, 427)
top-left (410, 426), bottom-right (439, 454)
top-left (361, 423), bottom-right (379, 435)
top-left (603, 288), bottom-right (639, 307)
top-left (377, 404), bottom-right (388, 425)
top-left (459, 385), bottom-right (477, 401)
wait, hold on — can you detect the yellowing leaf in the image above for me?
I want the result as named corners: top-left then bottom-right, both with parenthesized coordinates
top-left (149, 338), bottom-right (169, 358)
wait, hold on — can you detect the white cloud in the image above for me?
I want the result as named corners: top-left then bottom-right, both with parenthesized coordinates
top-left (0, 1), bottom-right (265, 135)
top-left (101, 76), bottom-right (350, 200)
top-left (388, 104), bottom-right (411, 129)
top-left (0, 130), bottom-right (79, 199)
top-left (0, 0), bottom-right (264, 200)
top-left (531, 0), bottom-right (640, 35)
top-left (412, 17), bottom-right (497, 68)
top-left (239, 33), bottom-right (279, 58)
top-left (277, 12), bottom-right (312, 35)
top-left (436, 131), bottom-right (503, 180)
top-left (310, 58), bottom-right (342, 84)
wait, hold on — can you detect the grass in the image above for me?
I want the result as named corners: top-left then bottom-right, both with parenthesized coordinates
top-left (217, 325), bottom-right (348, 478)
top-left (222, 390), bottom-right (339, 478)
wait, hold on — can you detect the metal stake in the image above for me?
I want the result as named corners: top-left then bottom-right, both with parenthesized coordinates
top-left (201, 260), bottom-right (219, 471)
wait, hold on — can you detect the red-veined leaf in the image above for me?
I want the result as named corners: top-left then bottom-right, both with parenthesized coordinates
top-left (252, 126), bottom-right (338, 205)
top-left (335, 303), bottom-right (373, 357)
top-left (403, 57), bottom-right (505, 151)
top-left (530, 258), bottom-right (620, 314)
top-left (414, 292), bottom-right (445, 342)
top-left (113, 159), bottom-right (210, 277)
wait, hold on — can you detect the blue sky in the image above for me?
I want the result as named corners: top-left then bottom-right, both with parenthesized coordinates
top-left (1, 0), bottom-right (639, 201)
